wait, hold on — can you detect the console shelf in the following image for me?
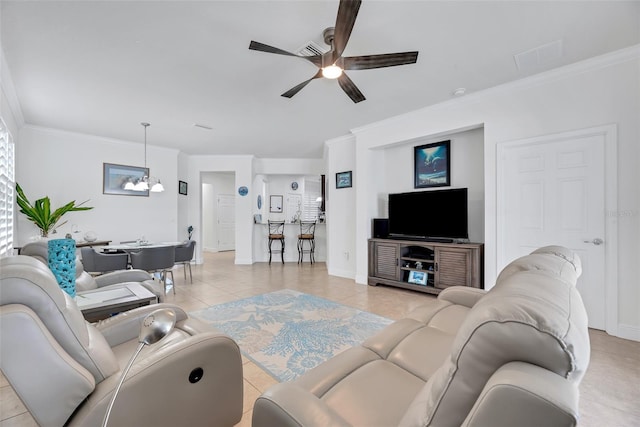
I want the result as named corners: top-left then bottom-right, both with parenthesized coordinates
top-left (368, 238), bottom-right (484, 295)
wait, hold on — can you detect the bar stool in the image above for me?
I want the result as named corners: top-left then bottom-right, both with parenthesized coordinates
top-left (297, 221), bottom-right (316, 264)
top-left (268, 221), bottom-right (285, 264)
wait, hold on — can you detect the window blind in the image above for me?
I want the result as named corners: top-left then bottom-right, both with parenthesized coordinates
top-left (301, 179), bottom-right (321, 221)
top-left (0, 118), bottom-right (15, 257)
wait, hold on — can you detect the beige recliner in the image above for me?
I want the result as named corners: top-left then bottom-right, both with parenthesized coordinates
top-left (0, 255), bottom-right (244, 426)
top-left (21, 240), bottom-right (166, 302)
top-left (253, 246), bottom-right (590, 427)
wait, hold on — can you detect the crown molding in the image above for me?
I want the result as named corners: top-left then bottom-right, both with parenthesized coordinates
top-left (351, 44), bottom-right (640, 136)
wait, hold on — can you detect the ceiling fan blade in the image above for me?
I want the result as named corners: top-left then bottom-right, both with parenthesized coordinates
top-left (281, 70), bottom-right (323, 98)
top-left (249, 41), bottom-right (322, 67)
top-left (337, 72), bottom-right (365, 103)
top-left (343, 51), bottom-right (419, 70)
top-left (332, 0), bottom-right (362, 61)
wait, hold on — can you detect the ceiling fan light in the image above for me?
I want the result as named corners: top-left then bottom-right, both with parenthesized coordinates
top-left (322, 65), bottom-right (343, 79)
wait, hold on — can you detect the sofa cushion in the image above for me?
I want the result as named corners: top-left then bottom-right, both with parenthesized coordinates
top-left (400, 247), bottom-right (589, 427)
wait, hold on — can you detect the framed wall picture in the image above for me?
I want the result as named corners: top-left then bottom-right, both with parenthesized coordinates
top-left (270, 195), bottom-right (283, 213)
top-left (178, 180), bottom-right (188, 195)
top-left (103, 163), bottom-right (149, 196)
top-left (336, 171), bottom-right (352, 189)
top-left (414, 140), bottom-right (451, 188)
top-left (408, 270), bottom-right (428, 286)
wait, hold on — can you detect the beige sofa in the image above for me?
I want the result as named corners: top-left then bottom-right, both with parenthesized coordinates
top-left (253, 246), bottom-right (590, 427)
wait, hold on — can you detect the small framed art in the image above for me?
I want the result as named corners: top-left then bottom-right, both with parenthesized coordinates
top-left (178, 180), bottom-right (188, 195)
top-left (336, 171), bottom-right (352, 189)
top-left (407, 270), bottom-right (428, 286)
top-left (414, 140), bottom-right (451, 188)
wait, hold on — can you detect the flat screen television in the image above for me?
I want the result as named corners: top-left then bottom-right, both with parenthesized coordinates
top-left (388, 188), bottom-right (468, 241)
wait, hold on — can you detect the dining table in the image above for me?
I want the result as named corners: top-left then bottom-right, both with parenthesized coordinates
top-left (102, 241), bottom-right (185, 252)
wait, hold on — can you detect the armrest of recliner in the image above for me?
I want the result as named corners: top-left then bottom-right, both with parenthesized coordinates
top-left (461, 361), bottom-right (580, 427)
top-left (95, 303), bottom-right (188, 347)
top-left (69, 327), bottom-right (245, 426)
top-left (1, 305), bottom-right (95, 427)
top-left (253, 383), bottom-right (351, 427)
top-left (437, 286), bottom-right (487, 308)
top-left (94, 269), bottom-right (153, 287)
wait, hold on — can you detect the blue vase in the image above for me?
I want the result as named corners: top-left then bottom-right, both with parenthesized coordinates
top-left (48, 238), bottom-right (77, 297)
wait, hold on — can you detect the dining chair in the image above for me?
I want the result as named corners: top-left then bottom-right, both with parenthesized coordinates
top-left (80, 248), bottom-right (129, 275)
top-left (129, 246), bottom-right (176, 295)
top-left (174, 240), bottom-right (196, 284)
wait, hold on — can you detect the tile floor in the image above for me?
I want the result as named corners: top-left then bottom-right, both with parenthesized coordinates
top-left (1, 251), bottom-right (639, 426)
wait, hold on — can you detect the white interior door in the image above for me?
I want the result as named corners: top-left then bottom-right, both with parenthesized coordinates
top-left (217, 194), bottom-right (235, 251)
top-left (498, 126), bottom-right (616, 331)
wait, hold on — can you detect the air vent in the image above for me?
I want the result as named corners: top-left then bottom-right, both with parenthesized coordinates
top-left (514, 40), bottom-right (563, 72)
top-left (296, 41), bottom-right (328, 57)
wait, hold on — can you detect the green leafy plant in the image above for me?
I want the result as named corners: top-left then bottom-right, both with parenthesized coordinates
top-left (16, 183), bottom-right (93, 238)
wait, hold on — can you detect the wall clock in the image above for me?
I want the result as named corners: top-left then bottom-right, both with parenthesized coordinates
top-left (291, 181), bottom-right (298, 190)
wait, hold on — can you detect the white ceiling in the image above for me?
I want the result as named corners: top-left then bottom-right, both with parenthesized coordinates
top-left (2, 1), bottom-right (638, 158)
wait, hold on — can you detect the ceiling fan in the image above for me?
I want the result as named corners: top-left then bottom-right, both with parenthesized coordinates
top-left (248, 0), bottom-right (418, 103)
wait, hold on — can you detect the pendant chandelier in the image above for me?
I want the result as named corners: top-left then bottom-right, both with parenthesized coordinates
top-left (124, 122), bottom-right (164, 193)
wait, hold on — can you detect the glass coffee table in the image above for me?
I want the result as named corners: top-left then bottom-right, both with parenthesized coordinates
top-left (75, 283), bottom-right (157, 322)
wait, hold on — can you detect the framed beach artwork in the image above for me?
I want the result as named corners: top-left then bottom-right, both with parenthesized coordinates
top-left (336, 171), bottom-right (352, 189)
top-left (414, 140), bottom-right (451, 188)
top-left (103, 163), bottom-right (149, 196)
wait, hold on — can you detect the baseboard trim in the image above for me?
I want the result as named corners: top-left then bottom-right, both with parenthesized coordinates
top-left (616, 323), bottom-right (640, 342)
top-left (328, 268), bottom-right (356, 280)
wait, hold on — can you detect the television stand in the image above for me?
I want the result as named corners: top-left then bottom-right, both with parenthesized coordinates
top-left (368, 238), bottom-right (484, 295)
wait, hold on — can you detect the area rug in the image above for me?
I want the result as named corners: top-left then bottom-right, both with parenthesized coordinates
top-left (190, 289), bottom-right (393, 381)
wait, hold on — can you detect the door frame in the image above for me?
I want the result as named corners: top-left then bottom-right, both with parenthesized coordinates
top-left (496, 124), bottom-right (618, 336)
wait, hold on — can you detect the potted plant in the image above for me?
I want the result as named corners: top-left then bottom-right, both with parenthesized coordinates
top-left (16, 183), bottom-right (93, 238)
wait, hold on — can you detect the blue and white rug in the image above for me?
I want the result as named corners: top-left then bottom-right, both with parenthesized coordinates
top-left (191, 289), bottom-right (393, 382)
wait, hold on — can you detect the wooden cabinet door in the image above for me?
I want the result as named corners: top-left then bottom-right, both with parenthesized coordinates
top-left (372, 241), bottom-right (399, 280)
top-left (435, 247), bottom-right (472, 289)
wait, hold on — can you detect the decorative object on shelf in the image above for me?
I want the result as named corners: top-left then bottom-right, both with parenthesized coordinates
top-left (415, 261), bottom-right (423, 270)
top-left (257, 194), bottom-right (262, 209)
top-left (84, 231), bottom-right (97, 242)
top-left (103, 163), bottom-right (149, 196)
top-left (122, 122), bottom-right (164, 193)
top-left (238, 186), bottom-right (248, 196)
top-left (187, 225), bottom-right (194, 240)
top-left (16, 183), bottom-right (93, 238)
top-left (178, 180), bottom-right (188, 195)
top-left (270, 195), bottom-right (283, 213)
top-left (408, 270), bottom-right (427, 286)
top-left (336, 171), bottom-right (352, 189)
top-left (414, 140), bottom-right (451, 188)
top-left (47, 238), bottom-right (76, 297)
top-left (291, 181), bottom-right (298, 190)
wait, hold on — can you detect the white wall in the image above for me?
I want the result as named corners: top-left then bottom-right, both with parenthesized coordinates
top-left (326, 134), bottom-right (357, 279)
top-left (15, 125), bottom-right (179, 245)
top-left (201, 172), bottom-right (235, 252)
top-left (183, 155), bottom-right (254, 264)
top-left (375, 127), bottom-right (485, 243)
top-left (329, 46), bottom-right (639, 339)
